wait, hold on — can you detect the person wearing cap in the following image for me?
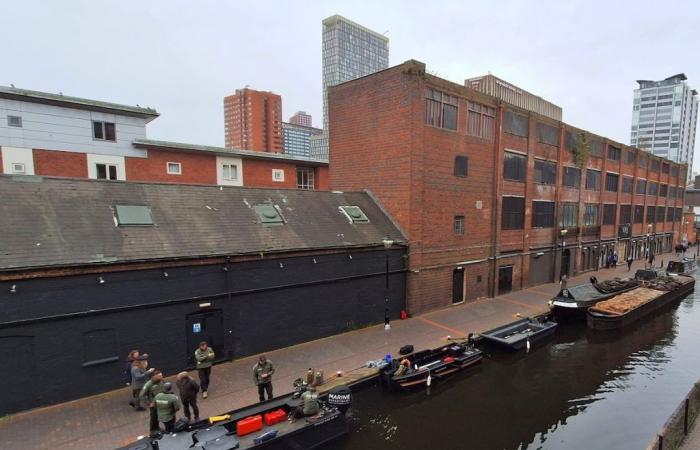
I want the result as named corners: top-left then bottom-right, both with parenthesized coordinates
top-left (176, 371), bottom-right (200, 422)
top-left (194, 341), bottom-right (215, 399)
top-left (154, 382), bottom-right (182, 433)
top-left (291, 385), bottom-right (321, 420)
top-left (253, 355), bottom-right (275, 402)
top-left (140, 370), bottom-right (165, 433)
top-left (130, 355), bottom-right (153, 410)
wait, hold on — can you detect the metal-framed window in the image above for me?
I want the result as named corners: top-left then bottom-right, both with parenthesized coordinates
top-left (583, 204), bottom-right (599, 226)
top-left (559, 203), bottom-right (578, 227)
top-left (454, 155), bottom-right (468, 177)
top-left (467, 102), bottom-right (495, 140)
top-left (585, 169), bottom-right (601, 191)
top-left (454, 215), bottom-right (465, 235)
top-left (296, 167), bottom-right (315, 190)
top-left (7, 115), bottom-right (22, 127)
top-left (646, 206), bottom-right (656, 223)
top-left (621, 176), bottom-right (633, 193)
top-left (620, 205), bottom-right (632, 224)
top-left (605, 173), bottom-right (619, 192)
top-left (647, 182), bottom-right (658, 196)
top-left (636, 179), bottom-right (647, 195)
top-left (532, 201), bottom-right (555, 228)
top-left (92, 121), bottom-right (116, 141)
top-left (501, 196), bottom-right (525, 230)
top-left (11, 162), bottom-right (26, 174)
top-left (602, 204), bottom-right (617, 225)
top-left (503, 151), bottom-right (526, 182)
top-left (562, 166), bottom-right (580, 188)
top-left (536, 122), bottom-right (559, 146)
top-left (659, 184), bottom-right (668, 197)
top-left (504, 110), bottom-right (529, 137)
top-left (166, 162), bottom-right (181, 175)
top-left (96, 163), bottom-right (117, 180)
top-left (222, 164), bottom-right (238, 181)
top-left (634, 205), bottom-right (644, 223)
top-left (608, 145), bottom-right (621, 161)
top-left (534, 160), bottom-right (556, 185)
top-left (425, 88), bottom-right (458, 130)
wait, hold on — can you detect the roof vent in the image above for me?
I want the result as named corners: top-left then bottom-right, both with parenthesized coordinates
top-left (339, 206), bottom-right (369, 224)
top-left (254, 204), bottom-right (285, 226)
top-left (114, 205), bottom-right (154, 226)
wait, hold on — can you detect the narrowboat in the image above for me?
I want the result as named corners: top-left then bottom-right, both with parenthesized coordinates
top-left (118, 385), bottom-right (352, 450)
top-left (666, 258), bottom-right (698, 276)
top-left (379, 340), bottom-right (483, 391)
top-left (550, 277), bottom-right (641, 321)
top-left (480, 317), bottom-right (557, 350)
top-left (587, 275), bottom-right (695, 330)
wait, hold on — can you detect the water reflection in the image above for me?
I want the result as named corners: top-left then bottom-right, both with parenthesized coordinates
top-left (330, 279), bottom-right (700, 450)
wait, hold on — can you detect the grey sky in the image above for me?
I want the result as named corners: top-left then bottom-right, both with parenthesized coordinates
top-left (2, 0), bottom-right (699, 169)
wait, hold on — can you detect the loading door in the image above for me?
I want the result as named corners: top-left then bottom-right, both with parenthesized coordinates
top-left (186, 310), bottom-right (225, 366)
top-left (498, 266), bottom-right (513, 295)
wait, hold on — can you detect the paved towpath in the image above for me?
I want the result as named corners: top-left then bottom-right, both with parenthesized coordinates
top-left (0, 256), bottom-right (668, 449)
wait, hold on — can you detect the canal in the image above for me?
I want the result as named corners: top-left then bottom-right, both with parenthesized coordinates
top-left (330, 277), bottom-right (700, 449)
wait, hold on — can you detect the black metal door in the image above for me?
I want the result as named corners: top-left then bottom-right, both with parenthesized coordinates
top-left (186, 310), bottom-right (224, 366)
top-left (452, 268), bottom-right (464, 304)
top-left (498, 266), bottom-right (513, 295)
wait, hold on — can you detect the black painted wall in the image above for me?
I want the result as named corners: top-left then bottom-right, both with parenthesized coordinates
top-left (0, 248), bottom-right (406, 415)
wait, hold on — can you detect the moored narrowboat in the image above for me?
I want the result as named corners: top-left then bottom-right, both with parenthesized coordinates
top-left (666, 258), bottom-right (698, 276)
top-left (480, 317), bottom-right (557, 350)
top-left (550, 277), bottom-right (642, 321)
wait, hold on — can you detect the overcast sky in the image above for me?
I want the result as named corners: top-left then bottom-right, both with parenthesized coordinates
top-left (2, 0), bottom-right (699, 169)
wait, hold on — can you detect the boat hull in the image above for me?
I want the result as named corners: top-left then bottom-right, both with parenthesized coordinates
top-left (480, 319), bottom-right (558, 351)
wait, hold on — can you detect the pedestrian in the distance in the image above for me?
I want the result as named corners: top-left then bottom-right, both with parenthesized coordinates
top-left (559, 274), bottom-right (567, 291)
top-left (176, 371), bottom-right (200, 422)
top-left (253, 355), bottom-right (275, 402)
top-left (194, 341), bottom-right (215, 399)
top-left (124, 350), bottom-right (139, 386)
top-left (613, 252), bottom-right (618, 267)
top-left (130, 356), bottom-right (153, 410)
top-left (140, 370), bottom-right (165, 433)
top-left (627, 254), bottom-right (633, 271)
top-left (154, 382), bottom-right (181, 433)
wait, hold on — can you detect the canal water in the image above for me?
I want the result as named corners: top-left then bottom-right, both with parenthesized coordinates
top-left (330, 277), bottom-right (700, 449)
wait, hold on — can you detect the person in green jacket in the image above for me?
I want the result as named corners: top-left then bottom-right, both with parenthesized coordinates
top-left (154, 382), bottom-right (181, 433)
top-left (194, 341), bottom-right (215, 398)
top-left (253, 354), bottom-right (275, 402)
top-left (139, 370), bottom-right (164, 433)
top-left (291, 386), bottom-right (321, 421)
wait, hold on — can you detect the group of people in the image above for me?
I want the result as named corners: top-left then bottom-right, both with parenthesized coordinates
top-left (124, 342), bottom-right (277, 434)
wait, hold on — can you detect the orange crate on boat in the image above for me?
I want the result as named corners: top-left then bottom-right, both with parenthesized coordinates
top-left (236, 415), bottom-right (263, 436)
top-left (263, 409), bottom-right (287, 426)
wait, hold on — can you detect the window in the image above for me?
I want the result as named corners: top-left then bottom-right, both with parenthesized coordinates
top-left (467, 102), bottom-right (495, 140)
top-left (620, 205), bottom-right (632, 224)
top-left (93, 121), bottom-right (116, 141)
top-left (222, 164), bottom-right (238, 181)
top-left (656, 207), bottom-right (665, 222)
top-left (636, 179), bottom-right (647, 195)
top-left (454, 155), bottom-right (468, 177)
top-left (504, 110), bottom-right (529, 137)
top-left (647, 182), bottom-right (658, 196)
top-left (564, 130), bottom-right (576, 150)
top-left (534, 160), bottom-right (556, 184)
top-left (584, 204), bottom-right (599, 226)
top-left (503, 152), bottom-right (526, 181)
top-left (501, 197), bottom-right (525, 230)
top-left (651, 159), bottom-right (660, 172)
top-left (672, 166), bottom-right (679, 177)
top-left (254, 204), bottom-right (285, 225)
top-left (96, 163), bottom-right (118, 180)
top-left (667, 207), bottom-right (675, 221)
top-left (454, 215), bottom-right (465, 235)
top-left (11, 163), bottom-right (26, 174)
top-left (537, 122), bottom-right (559, 146)
top-left (608, 145), bottom-right (621, 161)
top-left (7, 115), bottom-right (22, 127)
top-left (115, 205), bottom-right (154, 226)
top-left (625, 150), bottom-right (636, 165)
top-left (589, 139), bottom-right (603, 157)
top-left (296, 167), bottom-right (315, 190)
top-left (562, 166), bottom-right (580, 188)
top-left (272, 169), bottom-right (284, 182)
top-left (659, 184), bottom-right (668, 197)
top-left (634, 205), bottom-right (644, 223)
top-left (603, 204), bottom-right (617, 225)
top-left (426, 88), bottom-right (458, 130)
top-left (676, 208), bottom-right (683, 221)
top-left (585, 169), bottom-right (601, 191)
top-left (605, 173), bottom-right (619, 192)
top-left (339, 206), bottom-right (369, 224)
top-left (638, 155), bottom-right (648, 168)
top-left (662, 163), bottom-right (670, 174)
top-left (646, 206), bottom-right (655, 223)
top-left (559, 203), bottom-right (578, 227)
top-left (166, 162), bottom-right (181, 175)
top-left (532, 201), bottom-right (554, 228)
top-left (621, 176), bottom-right (633, 193)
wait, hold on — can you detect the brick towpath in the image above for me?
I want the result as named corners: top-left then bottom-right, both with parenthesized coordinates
top-left (0, 256), bottom-right (670, 449)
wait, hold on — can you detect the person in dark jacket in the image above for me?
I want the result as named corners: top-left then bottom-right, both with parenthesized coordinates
top-left (194, 341), bottom-right (215, 399)
top-left (627, 255), bottom-right (633, 271)
top-left (140, 370), bottom-right (164, 433)
top-left (124, 350), bottom-right (139, 386)
top-left (176, 371), bottom-right (200, 421)
top-left (253, 355), bottom-right (275, 402)
top-left (130, 357), bottom-right (153, 410)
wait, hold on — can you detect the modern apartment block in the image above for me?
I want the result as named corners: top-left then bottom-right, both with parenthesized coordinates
top-left (465, 74), bottom-right (562, 121)
top-left (0, 85), bottom-right (328, 190)
top-left (282, 122), bottom-right (322, 158)
top-left (329, 60), bottom-right (687, 314)
top-left (224, 88), bottom-right (283, 152)
top-left (630, 74), bottom-right (698, 178)
top-left (289, 111), bottom-right (312, 127)
top-left (314, 14), bottom-right (389, 159)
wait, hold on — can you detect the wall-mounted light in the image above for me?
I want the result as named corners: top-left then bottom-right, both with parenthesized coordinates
top-left (98, 276), bottom-right (105, 284)
top-left (10, 284), bottom-right (16, 293)
top-left (163, 271), bottom-right (169, 278)
top-left (199, 302), bottom-right (212, 308)
top-left (382, 235), bottom-right (394, 249)
top-left (222, 266), bottom-right (229, 272)
top-left (348, 254), bottom-right (353, 260)
top-left (312, 258), bottom-right (317, 264)
top-left (279, 262), bottom-right (284, 268)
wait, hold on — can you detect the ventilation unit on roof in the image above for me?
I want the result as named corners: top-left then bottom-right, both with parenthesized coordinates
top-left (339, 206), bottom-right (370, 224)
top-left (253, 204), bottom-right (285, 226)
top-left (114, 205), bottom-right (154, 226)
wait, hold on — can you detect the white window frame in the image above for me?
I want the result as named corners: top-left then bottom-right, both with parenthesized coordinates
top-left (222, 163), bottom-right (238, 181)
top-left (272, 169), bottom-right (285, 182)
top-left (11, 163), bottom-right (26, 174)
top-left (95, 163), bottom-right (118, 180)
top-left (166, 162), bottom-right (182, 175)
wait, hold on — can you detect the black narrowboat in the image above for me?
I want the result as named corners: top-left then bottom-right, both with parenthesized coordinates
top-left (550, 277), bottom-right (640, 321)
top-left (480, 317), bottom-right (557, 350)
top-left (379, 341), bottom-right (483, 391)
top-left (666, 258), bottom-right (698, 276)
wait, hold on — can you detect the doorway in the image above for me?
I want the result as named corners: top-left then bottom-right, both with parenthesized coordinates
top-left (452, 267), bottom-right (465, 304)
top-left (186, 309), bottom-right (225, 366)
top-left (561, 249), bottom-right (571, 277)
top-left (498, 265), bottom-right (513, 295)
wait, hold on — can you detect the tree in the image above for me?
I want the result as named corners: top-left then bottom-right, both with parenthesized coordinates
top-left (572, 132), bottom-right (590, 169)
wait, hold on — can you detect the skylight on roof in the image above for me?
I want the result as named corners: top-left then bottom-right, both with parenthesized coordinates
top-left (253, 204), bottom-right (284, 226)
top-left (114, 205), bottom-right (154, 226)
top-left (339, 206), bottom-right (369, 224)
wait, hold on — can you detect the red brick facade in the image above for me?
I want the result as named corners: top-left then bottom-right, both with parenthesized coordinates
top-left (126, 150), bottom-right (217, 184)
top-left (224, 88), bottom-right (283, 152)
top-left (33, 149), bottom-right (87, 178)
top-left (329, 60), bottom-right (687, 314)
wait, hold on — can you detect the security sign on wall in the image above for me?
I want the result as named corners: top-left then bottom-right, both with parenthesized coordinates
top-left (193, 322), bottom-right (202, 333)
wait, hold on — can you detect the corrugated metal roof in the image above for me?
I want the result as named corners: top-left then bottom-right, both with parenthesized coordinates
top-left (0, 86), bottom-right (159, 121)
top-left (0, 176), bottom-right (404, 271)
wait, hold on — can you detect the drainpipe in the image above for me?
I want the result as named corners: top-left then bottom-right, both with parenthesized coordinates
top-left (490, 104), bottom-right (504, 297)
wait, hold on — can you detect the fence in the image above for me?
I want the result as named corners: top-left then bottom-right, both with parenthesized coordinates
top-left (645, 380), bottom-right (700, 450)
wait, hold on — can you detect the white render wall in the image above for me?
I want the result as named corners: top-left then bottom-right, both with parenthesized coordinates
top-left (0, 98), bottom-right (148, 158)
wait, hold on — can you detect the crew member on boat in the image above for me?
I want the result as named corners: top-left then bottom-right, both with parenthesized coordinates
top-left (393, 358), bottom-right (411, 377)
top-left (292, 385), bottom-right (321, 420)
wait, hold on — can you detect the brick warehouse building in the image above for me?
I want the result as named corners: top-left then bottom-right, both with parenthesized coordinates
top-left (224, 87), bottom-right (283, 152)
top-left (329, 60), bottom-right (687, 314)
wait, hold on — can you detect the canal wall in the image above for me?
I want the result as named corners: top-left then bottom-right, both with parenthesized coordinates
top-left (646, 379), bottom-right (700, 450)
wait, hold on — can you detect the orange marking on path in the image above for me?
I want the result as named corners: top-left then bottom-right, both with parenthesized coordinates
top-left (415, 316), bottom-right (466, 337)
top-left (528, 286), bottom-right (557, 297)
top-left (497, 296), bottom-right (544, 311)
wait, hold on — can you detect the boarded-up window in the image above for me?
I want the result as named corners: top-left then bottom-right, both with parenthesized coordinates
top-left (532, 201), bottom-right (555, 228)
top-left (504, 110), bottom-right (529, 137)
top-left (504, 151), bottom-right (526, 181)
top-left (537, 122), bottom-right (559, 146)
top-left (534, 159), bottom-right (556, 184)
top-left (562, 166), bottom-right (581, 188)
top-left (603, 204), bottom-right (617, 225)
top-left (502, 197), bottom-right (525, 230)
